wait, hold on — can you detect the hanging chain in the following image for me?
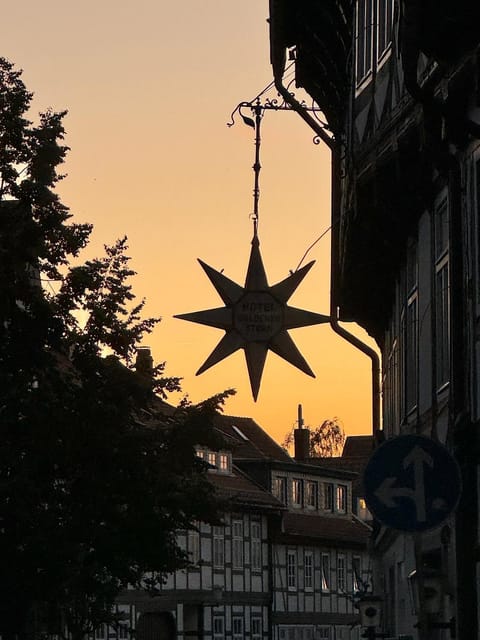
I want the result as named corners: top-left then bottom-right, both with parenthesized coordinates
top-left (252, 101), bottom-right (263, 236)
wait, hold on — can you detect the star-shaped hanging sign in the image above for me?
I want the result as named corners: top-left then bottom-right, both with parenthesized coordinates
top-left (174, 234), bottom-right (330, 401)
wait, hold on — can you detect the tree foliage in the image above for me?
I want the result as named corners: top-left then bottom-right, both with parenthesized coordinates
top-left (0, 57), bottom-right (231, 638)
top-left (283, 417), bottom-right (345, 457)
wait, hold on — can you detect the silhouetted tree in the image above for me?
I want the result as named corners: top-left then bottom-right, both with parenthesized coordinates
top-left (283, 417), bottom-right (345, 457)
top-left (0, 57), bottom-right (231, 639)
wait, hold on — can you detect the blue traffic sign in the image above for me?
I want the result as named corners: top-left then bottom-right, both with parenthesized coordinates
top-left (363, 435), bottom-right (461, 532)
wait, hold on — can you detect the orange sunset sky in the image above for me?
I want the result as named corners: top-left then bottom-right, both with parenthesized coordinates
top-left (4, 1), bottom-right (378, 444)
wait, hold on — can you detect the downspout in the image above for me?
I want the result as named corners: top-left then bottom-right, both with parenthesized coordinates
top-left (273, 76), bottom-right (382, 437)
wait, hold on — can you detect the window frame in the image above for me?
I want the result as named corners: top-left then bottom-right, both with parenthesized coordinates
top-left (324, 483), bottom-right (334, 512)
top-left (273, 476), bottom-right (287, 504)
top-left (291, 478), bottom-right (303, 508)
top-left (213, 616), bottom-right (225, 640)
top-left (353, 555), bottom-right (362, 593)
top-left (219, 452), bottom-right (229, 472)
top-left (321, 553), bottom-right (330, 592)
top-left (304, 550), bottom-right (314, 591)
top-left (232, 616), bottom-right (243, 640)
top-left (434, 194), bottom-right (450, 392)
top-left (287, 549), bottom-right (297, 590)
top-left (305, 481), bottom-right (317, 509)
top-left (355, 0), bottom-right (374, 86)
top-left (400, 240), bottom-right (419, 417)
top-left (213, 525), bottom-right (225, 568)
top-left (251, 617), bottom-right (262, 640)
top-left (232, 519), bottom-right (244, 569)
top-left (251, 521), bottom-right (262, 571)
top-left (337, 554), bottom-right (346, 592)
top-left (377, 0), bottom-right (394, 62)
top-left (336, 485), bottom-right (347, 513)
top-left (187, 527), bottom-right (200, 566)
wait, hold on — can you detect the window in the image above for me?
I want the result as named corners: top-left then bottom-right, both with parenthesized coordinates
top-left (324, 483), bottom-right (334, 511)
top-left (187, 528), bottom-right (200, 565)
top-left (401, 241), bottom-right (418, 415)
top-left (336, 485), bottom-right (347, 513)
top-left (213, 617), bottom-right (224, 640)
top-left (232, 520), bottom-right (244, 569)
top-left (278, 627), bottom-right (315, 640)
top-left (219, 453), bottom-right (229, 472)
top-left (435, 196), bottom-right (450, 390)
top-left (251, 617), bottom-right (262, 640)
top-left (406, 294), bottom-right (418, 409)
top-left (232, 617), bottom-right (243, 640)
top-left (251, 521), bottom-right (262, 570)
top-left (95, 626), bottom-right (106, 640)
top-left (356, 0), bottom-right (394, 85)
top-left (353, 556), bottom-right (362, 592)
top-left (291, 479), bottom-right (302, 507)
top-left (383, 331), bottom-right (400, 435)
top-left (118, 623), bottom-right (129, 640)
top-left (476, 158), bottom-right (480, 305)
top-left (196, 449), bottom-right (205, 459)
top-left (355, 0), bottom-right (373, 83)
top-left (287, 550), bottom-right (297, 589)
top-left (116, 606), bottom-right (129, 639)
top-left (208, 452), bottom-right (217, 467)
top-left (321, 553), bottom-right (330, 591)
top-left (304, 551), bottom-right (313, 590)
top-left (273, 476), bottom-right (287, 504)
top-left (357, 497), bottom-right (371, 520)
top-left (317, 629), bottom-right (331, 640)
top-left (337, 554), bottom-right (346, 592)
top-left (213, 526), bottom-right (224, 568)
top-left (377, 0), bottom-right (394, 60)
top-left (305, 481), bottom-right (317, 508)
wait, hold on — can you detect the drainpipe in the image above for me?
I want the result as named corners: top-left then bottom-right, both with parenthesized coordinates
top-left (273, 74), bottom-right (382, 438)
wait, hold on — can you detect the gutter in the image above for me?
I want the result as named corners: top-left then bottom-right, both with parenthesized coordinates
top-left (273, 73), bottom-right (382, 438)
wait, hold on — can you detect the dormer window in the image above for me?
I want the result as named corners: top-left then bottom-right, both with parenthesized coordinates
top-left (336, 485), bottom-right (347, 513)
top-left (198, 449), bottom-right (232, 473)
top-left (305, 481), bottom-right (317, 509)
top-left (292, 479), bottom-right (302, 507)
top-left (324, 483), bottom-right (334, 512)
top-left (273, 476), bottom-right (287, 504)
top-left (219, 453), bottom-right (229, 472)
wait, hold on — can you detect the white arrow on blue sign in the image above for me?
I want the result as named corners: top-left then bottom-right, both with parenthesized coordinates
top-left (363, 434), bottom-right (461, 532)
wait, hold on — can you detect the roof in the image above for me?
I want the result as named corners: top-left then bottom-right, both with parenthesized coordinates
top-left (214, 415), bottom-right (292, 462)
top-left (306, 436), bottom-right (374, 495)
top-left (208, 465), bottom-right (284, 512)
top-left (269, 0), bottom-right (352, 135)
top-left (278, 512), bottom-right (371, 547)
top-left (342, 435), bottom-right (375, 458)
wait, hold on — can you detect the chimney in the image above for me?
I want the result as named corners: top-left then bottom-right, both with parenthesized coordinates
top-left (135, 347), bottom-right (153, 385)
top-left (294, 404), bottom-right (310, 461)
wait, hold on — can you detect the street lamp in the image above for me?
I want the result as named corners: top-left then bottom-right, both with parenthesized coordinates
top-left (357, 595), bottom-right (388, 639)
top-left (407, 569), bottom-right (456, 638)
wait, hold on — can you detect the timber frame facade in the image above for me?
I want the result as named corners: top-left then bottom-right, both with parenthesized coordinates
top-left (268, 1), bottom-right (480, 639)
top-left (104, 417), bottom-right (371, 640)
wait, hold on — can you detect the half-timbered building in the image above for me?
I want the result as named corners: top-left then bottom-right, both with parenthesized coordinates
top-left (218, 418), bottom-right (372, 640)
top-left (267, 1), bottom-right (480, 638)
top-left (114, 442), bottom-right (282, 640)
top-left (105, 411), bottom-right (371, 640)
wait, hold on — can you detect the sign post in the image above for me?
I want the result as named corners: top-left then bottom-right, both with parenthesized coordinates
top-left (363, 434), bottom-right (461, 532)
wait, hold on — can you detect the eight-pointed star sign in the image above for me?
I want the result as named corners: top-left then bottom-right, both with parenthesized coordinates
top-left (174, 234), bottom-right (330, 400)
